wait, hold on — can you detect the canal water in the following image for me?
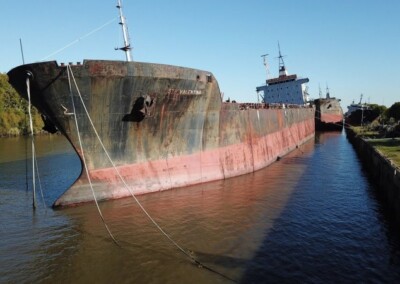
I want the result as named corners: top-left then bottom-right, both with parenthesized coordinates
top-left (0, 132), bottom-right (399, 283)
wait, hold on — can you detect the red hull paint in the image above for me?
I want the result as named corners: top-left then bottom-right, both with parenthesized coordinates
top-left (320, 113), bottom-right (343, 124)
top-left (56, 117), bottom-right (314, 206)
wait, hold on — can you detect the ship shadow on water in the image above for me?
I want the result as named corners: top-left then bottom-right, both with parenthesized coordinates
top-left (239, 131), bottom-right (400, 283)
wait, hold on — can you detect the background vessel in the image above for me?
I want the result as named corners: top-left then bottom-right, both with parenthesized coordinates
top-left (314, 86), bottom-right (344, 131)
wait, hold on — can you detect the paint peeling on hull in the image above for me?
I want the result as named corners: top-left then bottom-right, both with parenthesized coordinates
top-left (8, 60), bottom-right (315, 207)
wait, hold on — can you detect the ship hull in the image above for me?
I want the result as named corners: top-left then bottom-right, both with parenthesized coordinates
top-left (314, 98), bottom-right (343, 131)
top-left (345, 109), bottom-right (378, 126)
top-left (8, 60), bottom-right (315, 207)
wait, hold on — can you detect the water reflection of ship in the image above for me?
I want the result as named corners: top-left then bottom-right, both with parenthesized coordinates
top-left (313, 86), bottom-right (344, 131)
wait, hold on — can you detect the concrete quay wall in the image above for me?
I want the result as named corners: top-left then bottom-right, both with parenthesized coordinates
top-left (346, 129), bottom-right (400, 220)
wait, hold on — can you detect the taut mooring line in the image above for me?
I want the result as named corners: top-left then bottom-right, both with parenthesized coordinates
top-left (26, 75), bottom-right (36, 209)
top-left (67, 65), bottom-right (237, 282)
top-left (66, 66), bottom-right (120, 246)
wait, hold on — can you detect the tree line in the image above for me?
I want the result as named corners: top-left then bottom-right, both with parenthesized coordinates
top-left (368, 103), bottom-right (400, 123)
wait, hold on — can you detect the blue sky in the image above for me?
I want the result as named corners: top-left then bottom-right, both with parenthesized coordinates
top-left (1, 0), bottom-right (399, 110)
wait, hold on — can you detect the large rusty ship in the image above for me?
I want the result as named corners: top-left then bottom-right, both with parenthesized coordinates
top-left (7, 3), bottom-right (315, 207)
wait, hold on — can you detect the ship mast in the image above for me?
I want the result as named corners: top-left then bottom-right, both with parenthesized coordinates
top-left (277, 42), bottom-right (288, 77)
top-left (116, 0), bottom-right (132, 62)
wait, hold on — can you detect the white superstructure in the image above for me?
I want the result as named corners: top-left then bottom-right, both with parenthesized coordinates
top-left (346, 94), bottom-right (370, 117)
top-left (256, 46), bottom-right (309, 105)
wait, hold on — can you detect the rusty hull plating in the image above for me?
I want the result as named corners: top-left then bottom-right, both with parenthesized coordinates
top-left (8, 60), bottom-right (315, 207)
top-left (314, 98), bottom-right (344, 131)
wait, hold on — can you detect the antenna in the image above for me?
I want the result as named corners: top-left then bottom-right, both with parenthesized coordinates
top-left (277, 41), bottom-right (288, 76)
top-left (19, 38), bottom-right (25, 64)
top-left (319, 84), bottom-right (322, 98)
top-left (277, 42), bottom-right (286, 69)
top-left (116, 0), bottom-right (132, 61)
top-left (261, 53), bottom-right (270, 80)
top-left (326, 84), bottom-right (330, 99)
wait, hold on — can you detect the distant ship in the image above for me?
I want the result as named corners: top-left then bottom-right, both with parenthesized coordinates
top-left (346, 93), bottom-right (370, 117)
top-left (314, 86), bottom-right (344, 131)
top-left (345, 94), bottom-right (374, 126)
top-left (7, 3), bottom-right (315, 207)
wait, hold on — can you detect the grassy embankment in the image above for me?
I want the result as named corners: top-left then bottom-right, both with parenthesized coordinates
top-left (351, 126), bottom-right (400, 168)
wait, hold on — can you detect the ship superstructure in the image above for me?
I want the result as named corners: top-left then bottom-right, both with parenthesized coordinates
top-left (346, 94), bottom-right (370, 117)
top-left (345, 94), bottom-right (376, 126)
top-left (256, 46), bottom-right (310, 105)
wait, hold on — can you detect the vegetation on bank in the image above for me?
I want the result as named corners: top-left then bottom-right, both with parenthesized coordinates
top-left (350, 128), bottom-right (400, 168)
top-left (350, 102), bottom-right (400, 137)
top-left (368, 139), bottom-right (400, 168)
top-left (350, 102), bottom-right (400, 168)
top-left (364, 102), bottom-right (400, 123)
top-left (0, 73), bottom-right (44, 136)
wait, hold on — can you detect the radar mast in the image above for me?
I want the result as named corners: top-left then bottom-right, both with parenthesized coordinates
top-left (277, 42), bottom-right (288, 77)
top-left (326, 84), bottom-right (330, 99)
top-left (116, 0), bottom-right (132, 62)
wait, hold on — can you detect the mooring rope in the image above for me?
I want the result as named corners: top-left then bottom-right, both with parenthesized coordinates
top-left (67, 65), bottom-right (237, 283)
top-left (34, 156), bottom-right (46, 208)
top-left (25, 113), bottom-right (29, 192)
top-left (67, 65), bottom-right (192, 256)
top-left (26, 76), bottom-right (37, 209)
top-left (66, 66), bottom-right (120, 246)
top-left (25, 75), bottom-right (47, 209)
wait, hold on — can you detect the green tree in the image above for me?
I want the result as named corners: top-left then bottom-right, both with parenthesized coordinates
top-left (0, 73), bottom-right (44, 136)
top-left (384, 102), bottom-right (400, 123)
top-left (368, 104), bottom-right (387, 116)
